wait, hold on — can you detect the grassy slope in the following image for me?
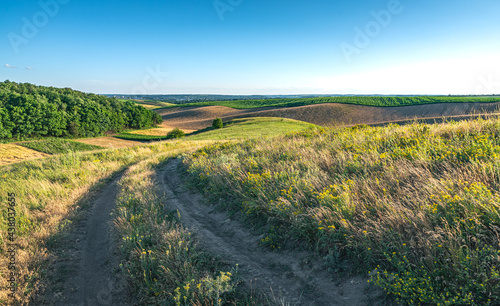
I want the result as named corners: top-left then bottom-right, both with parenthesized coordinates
top-left (0, 118), bottom-right (314, 304)
top-left (19, 138), bottom-right (103, 154)
top-left (184, 118), bottom-right (500, 305)
top-left (159, 96), bottom-right (500, 109)
top-left (188, 117), bottom-right (319, 141)
top-left (0, 140), bottom-right (215, 304)
top-left (6, 116), bottom-right (500, 304)
top-left (116, 117), bottom-right (319, 141)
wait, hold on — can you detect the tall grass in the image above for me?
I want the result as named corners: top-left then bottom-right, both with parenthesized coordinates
top-left (0, 140), bottom-right (213, 304)
top-left (114, 155), bottom-right (257, 305)
top-left (185, 118), bottom-right (500, 305)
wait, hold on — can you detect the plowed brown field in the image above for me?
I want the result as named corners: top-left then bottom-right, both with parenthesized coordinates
top-left (157, 102), bottom-right (500, 130)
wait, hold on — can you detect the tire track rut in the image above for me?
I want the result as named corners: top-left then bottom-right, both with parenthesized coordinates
top-left (46, 173), bottom-right (130, 306)
top-left (159, 158), bottom-right (383, 305)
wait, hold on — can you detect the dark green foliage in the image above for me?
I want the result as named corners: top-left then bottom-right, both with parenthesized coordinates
top-left (116, 128), bottom-right (186, 141)
top-left (0, 80), bottom-right (162, 139)
top-left (19, 138), bottom-right (103, 154)
top-left (212, 118), bottom-right (223, 129)
top-left (115, 133), bottom-right (166, 141)
top-left (166, 127), bottom-right (185, 139)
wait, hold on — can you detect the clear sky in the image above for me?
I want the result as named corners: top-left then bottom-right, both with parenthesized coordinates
top-left (1, 0), bottom-right (499, 95)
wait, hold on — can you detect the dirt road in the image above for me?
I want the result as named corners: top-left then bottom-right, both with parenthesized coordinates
top-left (44, 174), bottom-right (131, 306)
top-left (158, 158), bottom-right (383, 305)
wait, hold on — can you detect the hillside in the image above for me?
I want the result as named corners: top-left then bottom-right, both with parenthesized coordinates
top-left (157, 102), bottom-right (500, 130)
top-left (3, 113), bottom-right (500, 305)
top-left (0, 81), bottom-right (162, 140)
top-left (158, 95), bottom-right (500, 109)
top-left (184, 117), bottom-right (500, 305)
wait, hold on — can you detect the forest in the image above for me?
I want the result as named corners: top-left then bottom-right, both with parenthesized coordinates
top-left (0, 81), bottom-right (162, 140)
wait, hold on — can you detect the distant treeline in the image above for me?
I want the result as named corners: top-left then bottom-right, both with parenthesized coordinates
top-left (110, 94), bottom-right (282, 103)
top-left (159, 95), bottom-right (500, 109)
top-left (0, 81), bottom-right (162, 139)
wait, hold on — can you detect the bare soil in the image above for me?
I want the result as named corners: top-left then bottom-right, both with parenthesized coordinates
top-left (41, 173), bottom-right (132, 306)
top-left (156, 102), bottom-right (500, 130)
top-left (158, 158), bottom-right (386, 305)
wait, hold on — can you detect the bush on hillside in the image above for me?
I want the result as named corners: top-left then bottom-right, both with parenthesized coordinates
top-left (166, 127), bottom-right (185, 139)
top-left (212, 118), bottom-right (223, 129)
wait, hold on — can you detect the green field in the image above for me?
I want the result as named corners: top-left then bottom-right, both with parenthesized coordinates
top-left (126, 99), bottom-right (176, 109)
top-left (19, 138), bottom-right (103, 154)
top-left (116, 117), bottom-right (319, 141)
top-left (158, 95), bottom-right (500, 109)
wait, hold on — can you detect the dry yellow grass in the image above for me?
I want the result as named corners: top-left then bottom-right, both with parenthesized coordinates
top-left (137, 104), bottom-right (160, 109)
top-left (0, 144), bottom-right (50, 166)
top-left (73, 136), bottom-right (144, 149)
top-left (0, 140), bottom-right (215, 304)
top-left (129, 126), bottom-right (196, 136)
top-left (185, 118), bottom-right (500, 304)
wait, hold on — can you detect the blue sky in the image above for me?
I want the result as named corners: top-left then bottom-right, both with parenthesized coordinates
top-left (1, 0), bottom-right (499, 95)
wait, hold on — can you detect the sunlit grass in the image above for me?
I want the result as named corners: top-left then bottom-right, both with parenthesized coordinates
top-left (128, 127), bottom-right (196, 136)
top-left (0, 144), bottom-right (49, 166)
top-left (0, 140), bottom-right (214, 304)
top-left (186, 117), bottom-right (320, 141)
top-left (19, 138), bottom-right (103, 154)
top-left (115, 155), bottom-right (256, 304)
top-left (185, 117), bottom-right (500, 305)
top-left (117, 117), bottom-right (318, 141)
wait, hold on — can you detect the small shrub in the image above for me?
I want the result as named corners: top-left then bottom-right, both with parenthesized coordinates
top-left (212, 118), bottom-right (223, 129)
top-left (166, 128), bottom-right (185, 139)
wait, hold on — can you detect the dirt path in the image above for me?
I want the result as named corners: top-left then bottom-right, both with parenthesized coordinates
top-left (44, 173), bottom-right (131, 306)
top-left (159, 159), bottom-right (384, 305)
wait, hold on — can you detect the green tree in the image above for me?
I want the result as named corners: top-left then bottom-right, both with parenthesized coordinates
top-left (212, 118), bottom-right (223, 129)
top-left (166, 127), bottom-right (185, 139)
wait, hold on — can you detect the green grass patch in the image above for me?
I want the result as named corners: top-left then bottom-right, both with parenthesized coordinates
top-left (19, 138), bottom-right (103, 154)
top-left (116, 117), bottom-right (319, 142)
top-left (187, 117), bottom-right (320, 141)
top-left (129, 99), bottom-right (176, 109)
top-left (159, 96), bottom-right (500, 109)
top-left (115, 133), bottom-right (169, 141)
